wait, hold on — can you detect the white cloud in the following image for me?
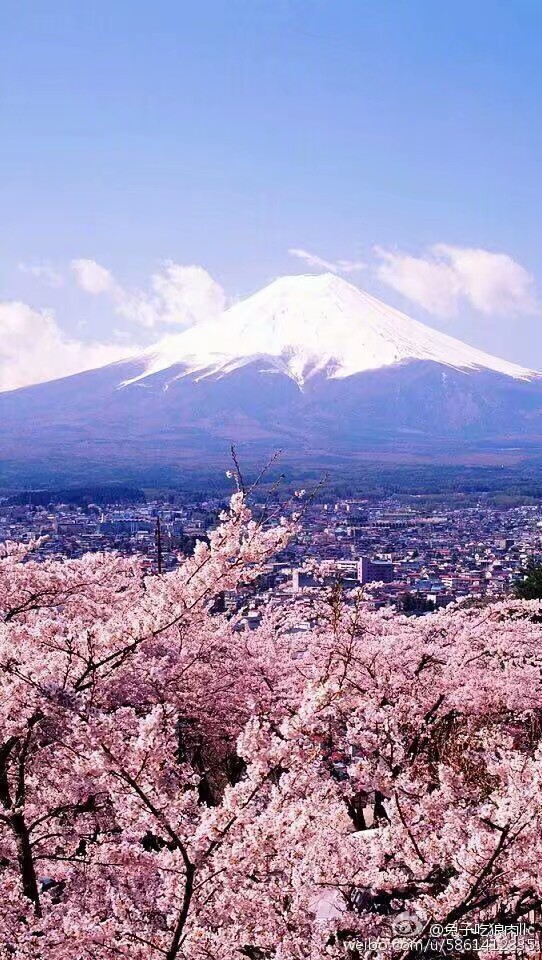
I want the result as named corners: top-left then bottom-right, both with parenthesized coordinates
top-left (0, 301), bottom-right (138, 391)
top-left (18, 262), bottom-right (64, 289)
top-left (117, 263), bottom-right (226, 328)
top-left (70, 258), bottom-right (225, 329)
top-left (374, 244), bottom-right (536, 317)
top-left (71, 258), bottom-right (116, 295)
top-left (433, 244), bottom-right (536, 315)
top-left (289, 248), bottom-right (366, 274)
top-left (1, 258), bottom-right (226, 390)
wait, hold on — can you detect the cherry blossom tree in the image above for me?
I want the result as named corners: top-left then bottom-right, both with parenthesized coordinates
top-left (0, 496), bottom-right (540, 959)
top-left (201, 592), bottom-right (542, 959)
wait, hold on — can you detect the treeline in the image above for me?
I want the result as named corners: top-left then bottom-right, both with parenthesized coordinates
top-left (5, 484), bottom-right (146, 507)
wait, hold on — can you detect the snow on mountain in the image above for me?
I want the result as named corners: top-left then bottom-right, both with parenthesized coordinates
top-left (2, 273), bottom-right (542, 484)
top-left (123, 273), bottom-right (536, 387)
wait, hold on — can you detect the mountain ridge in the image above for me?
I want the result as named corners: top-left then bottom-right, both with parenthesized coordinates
top-left (1, 274), bottom-right (541, 484)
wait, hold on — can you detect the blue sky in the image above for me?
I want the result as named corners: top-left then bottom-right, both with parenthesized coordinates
top-left (2, 0), bottom-right (542, 387)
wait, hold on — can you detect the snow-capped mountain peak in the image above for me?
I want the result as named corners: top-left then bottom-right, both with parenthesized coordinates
top-left (124, 273), bottom-right (536, 387)
top-left (3, 274), bottom-right (542, 481)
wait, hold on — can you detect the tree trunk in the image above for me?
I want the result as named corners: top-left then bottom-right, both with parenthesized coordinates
top-left (11, 812), bottom-right (41, 917)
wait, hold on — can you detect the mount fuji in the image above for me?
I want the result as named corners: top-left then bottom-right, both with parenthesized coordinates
top-left (1, 273), bottom-right (542, 484)
top-left (127, 273), bottom-right (534, 386)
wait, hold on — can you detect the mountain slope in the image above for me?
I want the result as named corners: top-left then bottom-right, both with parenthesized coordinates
top-left (0, 274), bottom-right (541, 484)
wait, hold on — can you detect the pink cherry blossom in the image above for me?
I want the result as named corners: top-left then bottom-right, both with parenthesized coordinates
top-left (0, 495), bottom-right (540, 958)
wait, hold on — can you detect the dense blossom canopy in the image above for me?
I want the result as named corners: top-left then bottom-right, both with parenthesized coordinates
top-left (0, 493), bottom-right (540, 959)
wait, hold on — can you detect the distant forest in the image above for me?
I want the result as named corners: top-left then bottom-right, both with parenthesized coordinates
top-left (4, 461), bottom-right (542, 507)
top-left (5, 485), bottom-right (146, 507)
